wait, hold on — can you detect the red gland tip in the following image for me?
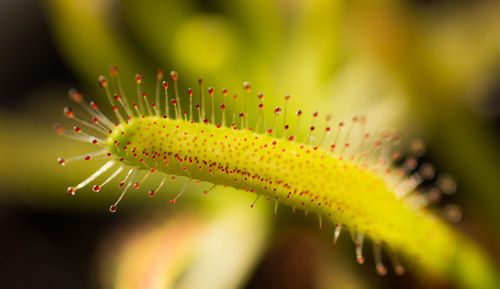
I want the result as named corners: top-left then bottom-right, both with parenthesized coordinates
top-left (170, 71), bottom-right (178, 81)
top-left (72, 126), bottom-right (81, 133)
top-left (90, 101), bottom-right (98, 109)
top-left (109, 205), bottom-right (117, 213)
top-left (162, 81), bottom-right (168, 88)
top-left (57, 157), bottom-right (66, 166)
top-left (156, 69), bottom-right (163, 79)
top-left (110, 65), bottom-right (118, 76)
top-left (258, 103), bottom-right (263, 109)
top-left (98, 76), bottom-right (107, 87)
top-left (170, 199), bottom-right (176, 204)
top-left (208, 87), bottom-right (214, 95)
top-left (92, 185), bottom-right (100, 192)
top-left (188, 88), bottom-right (193, 95)
top-left (142, 92), bottom-right (147, 98)
top-left (67, 187), bottom-right (75, 195)
top-left (257, 92), bottom-right (264, 100)
top-left (84, 155), bottom-right (91, 160)
top-left (221, 104), bottom-right (226, 109)
top-left (313, 111), bottom-right (319, 118)
top-left (296, 109), bottom-right (302, 116)
top-left (376, 264), bottom-right (387, 276)
top-left (243, 81), bottom-right (250, 92)
top-left (114, 94), bottom-right (120, 100)
top-left (148, 190), bottom-right (155, 196)
top-left (222, 88), bottom-right (228, 95)
top-left (135, 74), bottom-right (142, 84)
top-left (68, 88), bottom-right (83, 103)
top-left (195, 104), bottom-right (200, 109)
top-left (63, 107), bottom-right (74, 118)
top-left (285, 93), bottom-right (290, 101)
top-left (274, 107), bottom-right (281, 115)
top-left (53, 124), bottom-right (64, 135)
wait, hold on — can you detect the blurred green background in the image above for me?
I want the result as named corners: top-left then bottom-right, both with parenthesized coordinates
top-left (1, 0), bottom-right (500, 288)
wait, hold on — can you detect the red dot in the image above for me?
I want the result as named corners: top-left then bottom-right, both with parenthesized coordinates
top-left (67, 187), bottom-right (75, 195)
top-left (92, 185), bottom-right (100, 192)
top-left (57, 158), bottom-right (66, 166)
top-left (109, 205), bottom-right (117, 213)
top-left (64, 107), bottom-right (74, 118)
top-left (99, 76), bottom-right (107, 87)
top-left (170, 71), bottom-right (178, 81)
